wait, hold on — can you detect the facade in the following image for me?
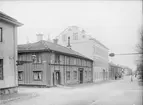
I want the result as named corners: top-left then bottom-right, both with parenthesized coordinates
top-left (56, 26), bottom-right (109, 82)
top-left (109, 63), bottom-right (123, 79)
top-left (0, 12), bottom-right (22, 95)
top-left (17, 38), bottom-right (93, 87)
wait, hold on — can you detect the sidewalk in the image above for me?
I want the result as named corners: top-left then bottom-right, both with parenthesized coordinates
top-left (63, 79), bottom-right (116, 89)
top-left (0, 91), bottom-right (37, 104)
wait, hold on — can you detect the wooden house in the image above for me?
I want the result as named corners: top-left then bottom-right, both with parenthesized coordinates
top-left (17, 39), bottom-right (93, 87)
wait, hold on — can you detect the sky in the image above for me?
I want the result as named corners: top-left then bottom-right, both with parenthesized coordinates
top-left (0, 1), bottom-right (142, 70)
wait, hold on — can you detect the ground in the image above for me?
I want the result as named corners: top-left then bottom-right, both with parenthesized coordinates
top-left (1, 76), bottom-right (142, 105)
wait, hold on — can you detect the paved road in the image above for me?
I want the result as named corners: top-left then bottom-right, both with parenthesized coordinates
top-left (4, 76), bottom-right (142, 105)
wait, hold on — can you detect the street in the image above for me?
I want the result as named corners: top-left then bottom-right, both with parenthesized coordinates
top-left (3, 76), bottom-right (142, 105)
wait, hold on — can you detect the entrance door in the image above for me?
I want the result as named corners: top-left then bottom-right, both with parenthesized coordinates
top-left (55, 71), bottom-right (60, 85)
top-left (78, 68), bottom-right (83, 83)
top-left (53, 73), bottom-right (55, 86)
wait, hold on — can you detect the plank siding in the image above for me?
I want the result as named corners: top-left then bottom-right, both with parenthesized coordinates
top-left (18, 51), bottom-right (93, 87)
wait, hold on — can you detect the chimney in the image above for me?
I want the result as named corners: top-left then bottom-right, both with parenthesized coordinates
top-left (53, 38), bottom-right (58, 44)
top-left (36, 34), bottom-right (43, 42)
top-left (67, 37), bottom-right (71, 49)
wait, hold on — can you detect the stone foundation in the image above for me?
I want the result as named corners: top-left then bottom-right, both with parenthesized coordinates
top-left (0, 87), bottom-right (18, 95)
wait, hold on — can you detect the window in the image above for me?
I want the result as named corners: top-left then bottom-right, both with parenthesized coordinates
top-left (74, 71), bottom-right (77, 79)
top-left (62, 34), bottom-right (67, 41)
top-left (85, 71), bottom-right (87, 78)
top-left (73, 58), bottom-right (76, 65)
top-left (0, 59), bottom-right (3, 80)
top-left (33, 53), bottom-right (42, 63)
top-left (73, 33), bottom-right (78, 40)
top-left (66, 71), bottom-right (70, 80)
top-left (0, 27), bottom-right (2, 42)
top-left (18, 71), bottom-right (23, 81)
top-left (55, 54), bottom-right (60, 63)
top-left (66, 57), bottom-right (70, 64)
top-left (33, 71), bottom-right (42, 81)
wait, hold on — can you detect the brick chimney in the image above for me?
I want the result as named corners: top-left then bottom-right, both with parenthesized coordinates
top-left (53, 38), bottom-right (58, 44)
top-left (67, 37), bottom-right (71, 49)
top-left (36, 34), bottom-right (43, 42)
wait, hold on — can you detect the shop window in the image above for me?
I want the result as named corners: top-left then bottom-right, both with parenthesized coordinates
top-left (0, 59), bottom-right (3, 80)
top-left (18, 71), bottom-right (23, 81)
top-left (33, 71), bottom-right (42, 81)
top-left (66, 71), bottom-right (70, 80)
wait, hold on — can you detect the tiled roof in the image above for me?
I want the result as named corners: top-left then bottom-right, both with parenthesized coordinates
top-left (18, 40), bottom-right (93, 61)
top-left (0, 11), bottom-right (23, 26)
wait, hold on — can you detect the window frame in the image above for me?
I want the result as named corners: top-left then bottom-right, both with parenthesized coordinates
top-left (33, 53), bottom-right (42, 64)
top-left (66, 71), bottom-right (70, 80)
top-left (55, 54), bottom-right (60, 63)
top-left (0, 59), bottom-right (3, 80)
top-left (73, 32), bottom-right (78, 40)
top-left (0, 27), bottom-right (2, 42)
top-left (18, 71), bottom-right (24, 81)
top-left (73, 71), bottom-right (77, 79)
top-left (62, 34), bottom-right (67, 41)
top-left (33, 71), bottom-right (43, 81)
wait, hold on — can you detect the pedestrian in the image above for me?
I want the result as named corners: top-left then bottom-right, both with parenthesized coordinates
top-left (131, 74), bottom-right (133, 82)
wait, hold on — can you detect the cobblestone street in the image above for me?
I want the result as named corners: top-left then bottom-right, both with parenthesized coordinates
top-left (1, 76), bottom-right (142, 105)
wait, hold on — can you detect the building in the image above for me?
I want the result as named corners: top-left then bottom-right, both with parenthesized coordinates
top-left (0, 12), bottom-right (23, 95)
top-left (109, 63), bottom-right (124, 79)
top-left (17, 34), bottom-right (93, 87)
top-left (56, 26), bottom-right (109, 82)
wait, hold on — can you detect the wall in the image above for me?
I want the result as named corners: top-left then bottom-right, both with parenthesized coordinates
top-left (0, 21), bottom-right (17, 89)
top-left (18, 52), bottom-right (48, 86)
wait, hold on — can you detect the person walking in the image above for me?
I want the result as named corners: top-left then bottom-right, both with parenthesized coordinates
top-left (131, 74), bottom-right (133, 82)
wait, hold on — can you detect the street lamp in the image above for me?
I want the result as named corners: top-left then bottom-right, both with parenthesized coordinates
top-left (109, 52), bottom-right (142, 57)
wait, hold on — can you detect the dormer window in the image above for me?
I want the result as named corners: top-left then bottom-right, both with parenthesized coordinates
top-left (73, 33), bottom-right (78, 40)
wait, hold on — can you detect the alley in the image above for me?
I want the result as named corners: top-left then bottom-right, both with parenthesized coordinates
top-left (3, 76), bottom-right (142, 105)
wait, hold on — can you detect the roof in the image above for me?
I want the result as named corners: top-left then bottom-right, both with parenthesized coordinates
top-left (18, 40), bottom-right (93, 61)
top-left (0, 11), bottom-right (23, 26)
top-left (89, 38), bottom-right (109, 50)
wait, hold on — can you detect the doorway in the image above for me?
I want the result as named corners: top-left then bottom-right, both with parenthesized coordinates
top-left (78, 68), bottom-right (83, 83)
top-left (53, 71), bottom-right (61, 86)
top-left (55, 71), bottom-right (60, 85)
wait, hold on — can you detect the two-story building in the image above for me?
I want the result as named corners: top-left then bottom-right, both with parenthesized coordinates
top-left (56, 26), bottom-right (109, 82)
top-left (17, 35), bottom-right (93, 87)
top-left (0, 12), bottom-right (22, 95)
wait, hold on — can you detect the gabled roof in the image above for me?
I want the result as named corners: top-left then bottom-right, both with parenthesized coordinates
top-left (18, 40), bottom-right (93, 61)
top-left (0, 11), bottom-right (23, 26)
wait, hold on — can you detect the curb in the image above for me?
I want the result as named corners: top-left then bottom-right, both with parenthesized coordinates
top-left (0, 93), bottom-right (38, 104)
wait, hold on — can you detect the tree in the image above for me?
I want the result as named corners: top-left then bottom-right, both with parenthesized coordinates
top-left (136, 27), bottom-right (143, 81)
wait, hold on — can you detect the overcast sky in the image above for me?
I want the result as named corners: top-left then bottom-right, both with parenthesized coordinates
top-left (0, 1), bottom-right (142, 70)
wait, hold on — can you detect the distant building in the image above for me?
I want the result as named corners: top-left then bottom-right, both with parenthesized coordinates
top-left (56, 26), bottom-right (109, 82)
top-left (0, 12), bottom-right (23, 95)
top-left (109, 63), bottom-right (123, 79)
top-left (17, 34), bottom-right (93, 86)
